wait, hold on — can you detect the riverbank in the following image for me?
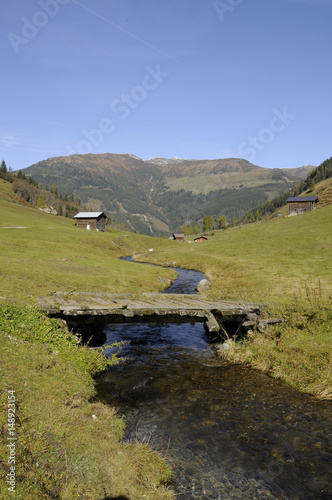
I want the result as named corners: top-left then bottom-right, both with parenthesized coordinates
top-left (0, 304), bottom-right (174, 499)
top-left (132, 207), bottom-right (332, 400)
top-left (220, 292), bottom-right (332, 400)
top-left (0, 200), bottom-right (177, 498)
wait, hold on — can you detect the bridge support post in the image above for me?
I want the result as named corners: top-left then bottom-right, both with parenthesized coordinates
top-left (204, 312), bottom-right (220, 333)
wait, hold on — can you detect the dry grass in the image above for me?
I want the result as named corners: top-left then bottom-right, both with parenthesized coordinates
top-left (221, 292), bottom-right (332, 399)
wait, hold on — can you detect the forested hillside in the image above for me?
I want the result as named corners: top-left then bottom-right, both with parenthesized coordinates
top-left (22, 153), bottom-right (312, 235)
top-left (241, 156), bottom-right (332, 221)
top-left (0, 160), bottom-right (83, 218)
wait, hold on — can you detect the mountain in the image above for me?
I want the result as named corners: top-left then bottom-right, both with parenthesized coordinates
top-left (22, 153), bottom-right (314, 235)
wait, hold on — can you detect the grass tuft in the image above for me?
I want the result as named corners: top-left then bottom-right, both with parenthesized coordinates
top-left (221, 291), bottom-right (332, 399)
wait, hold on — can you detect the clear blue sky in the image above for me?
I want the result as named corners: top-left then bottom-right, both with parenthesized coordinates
top-left (1, 0), bottom-right (332, 171)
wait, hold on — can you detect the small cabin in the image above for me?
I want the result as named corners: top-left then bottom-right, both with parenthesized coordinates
top-left (74, 212), bottom-right (107, 231)
top-left (286, 196), bottom-right (318, 216)
top-left (194, 236), bottom-right (209, 243)
top-left (173, 233), bottom-right (185, 241)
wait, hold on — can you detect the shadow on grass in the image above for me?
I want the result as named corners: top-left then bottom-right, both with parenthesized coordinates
top-left (103, 496), bottom-right (130, 500)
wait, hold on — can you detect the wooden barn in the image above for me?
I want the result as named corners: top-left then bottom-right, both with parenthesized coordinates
top-left (194, 236), bottom-right (209, 243)
top-left (286, 196), bottom-right (318, 216)
top-left (74, 212), bottom-right (107, 231)
top-left (173, 233), bottom-right (185, 241)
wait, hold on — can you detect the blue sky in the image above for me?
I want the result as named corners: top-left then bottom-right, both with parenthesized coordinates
top-left (1, 0), bottom-right (332, 171)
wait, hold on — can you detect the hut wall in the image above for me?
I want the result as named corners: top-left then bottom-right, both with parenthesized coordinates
top-left (289, 201), bottom-right (316, 215)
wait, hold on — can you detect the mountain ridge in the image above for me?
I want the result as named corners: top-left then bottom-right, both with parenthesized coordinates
top-left (22, 153), bottom-right (315, 235)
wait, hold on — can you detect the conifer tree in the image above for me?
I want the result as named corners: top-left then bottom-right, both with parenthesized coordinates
top-left (51, 184), bottom-right (59, 195)
top-left (0, 160), bottom-right (7, 177)
top-left (218, 214), bottom-right (227, 229)
top-left (309, 179), bottom-right (316, 192)
top-left (36, 194), bottom-right (46, 209)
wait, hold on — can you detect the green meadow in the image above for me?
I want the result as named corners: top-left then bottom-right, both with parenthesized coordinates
top-left (0, 197), bottom-right (176, 499)
top-left (0, 191), bottom-right (331, 498)
top-left (0, 305), bottom-right (173, 500)
top-left (140, 205), bottom-right (332, 306)
top-left (0, 198), bottom-right (176, 304)
top-left (136, 205), bottom-right (332, 399)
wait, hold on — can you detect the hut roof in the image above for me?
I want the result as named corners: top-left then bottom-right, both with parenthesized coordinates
top-left (74, 212), bottom-right (106, 219)
top-left (194, 236), bottom-right (209, 241)
top-left (286, 196), bottom-right (318, 203)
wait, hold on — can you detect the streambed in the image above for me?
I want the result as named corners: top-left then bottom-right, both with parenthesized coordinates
top-left (96, 259), bottom-right (331, 499)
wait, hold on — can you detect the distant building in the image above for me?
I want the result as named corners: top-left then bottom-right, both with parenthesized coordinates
top-left (194, 236), bottom-right (209, 243)
top-left (74, 212), bottom-right (107, 231)
top-left (286, 196), bottom-right (318, 216)
top-left (173, 233), bottom-right (185, 241)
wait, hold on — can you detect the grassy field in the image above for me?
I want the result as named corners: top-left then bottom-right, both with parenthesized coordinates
top-left (139, 205), bottom-right (332, 306)
top-left (135, 205), bottom-right (332, 399)
top-left (0, 188), bottom-right (331, 498)
top-left (0, 196), bottom-right (178, 499)
top-left (0, 198), bottom-right (176, 305)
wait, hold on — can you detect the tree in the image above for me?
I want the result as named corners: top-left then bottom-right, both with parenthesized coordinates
top-left (203, 215), bottom-right (215, 231)
top-left (182, 223), bottom-right (188, 235)
top-left (188, 223), bottom-right (193, 235)
top-left (193, 225), bottom-right (199, 234)
top-left (16, 170), bottom-right (25, 180)
top-left (203, 216), bottom-right (209, 231)
top-left (51, 184), bottom-right (59, 196)
top-left (232, 216), bottom-right (237, 226)
top-left (218, 214), bottom-right (227, 229)
top-left (255, 209), bottom-right (261, 221)
top-left (0, 160), bottom-right (7, 178)
top-left (309, 179), bottom-right (316, 192)
top-left (247, 212), bottom-right (254, 223)
top-left (36, 194), bottom-right (46, 209)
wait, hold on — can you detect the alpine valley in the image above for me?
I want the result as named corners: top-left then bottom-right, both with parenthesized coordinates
top-left (23, 154), bottom-right (314, 235)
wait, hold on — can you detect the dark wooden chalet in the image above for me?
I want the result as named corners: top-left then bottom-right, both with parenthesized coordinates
top-left (74, 212), bottom-right (107, 231)
top-left (173, 233), bottom-right (185, 241)
top-left (286, 196), bottom-right (318, 216)
top-left (194, 236), bottom-right (209, 243)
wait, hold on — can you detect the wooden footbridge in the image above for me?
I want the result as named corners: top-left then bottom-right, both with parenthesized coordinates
top-left (38, 292), bottom-right (263, 342)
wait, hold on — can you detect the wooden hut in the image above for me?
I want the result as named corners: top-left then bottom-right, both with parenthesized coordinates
top-left (173, 233), bottom-right (185, 241)
top-left (194, 236), bottom-right (209, 243)
top-left (74, 212), bottom-right (107, 231)
top-left (286, 196), bottom-right (318, 216)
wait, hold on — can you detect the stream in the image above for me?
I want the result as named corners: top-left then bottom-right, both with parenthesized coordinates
top-left (96, 258), bottom-right (332, 499)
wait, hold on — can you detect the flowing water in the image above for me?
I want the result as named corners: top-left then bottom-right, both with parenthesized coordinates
top-left (96, 259), bottom-right (332, 499)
